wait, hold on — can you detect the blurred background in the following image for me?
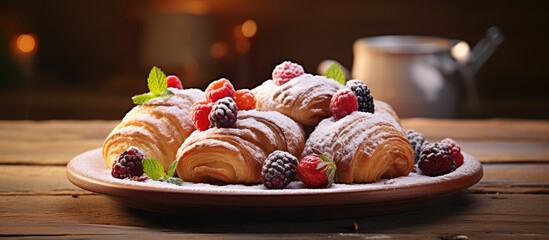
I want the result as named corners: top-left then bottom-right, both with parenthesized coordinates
top-left (0, 0), bottom-right (548, 120)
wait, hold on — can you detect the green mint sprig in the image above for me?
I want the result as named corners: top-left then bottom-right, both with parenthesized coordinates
top-left (132, 66), bottom-right (174, 105)
top-left (323, 63), bottom-right (346, 86)
top-left (142, 158), bottom-right (183, 186)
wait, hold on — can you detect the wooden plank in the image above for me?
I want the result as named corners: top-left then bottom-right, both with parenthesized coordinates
top-left (471, 163), bottom-right (549, 194)
top-left (0, 164), bottom-right (547, 195)
top-left (0, 120), bottom-right (117, 165)
top-left (460, 141), bottom-right (549, 163)
top-left (0, 225), bottom-right (544, 240)
top-left (0, 166), bottom-right (83, 195)
top-left (401, 118), bottom-right (549, 141)
top-left (0, 194), bottom-right (547, 235)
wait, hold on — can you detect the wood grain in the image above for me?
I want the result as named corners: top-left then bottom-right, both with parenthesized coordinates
top-left (402, 118), bottom-right (549, 141)
top-left (0, 194), bottom-right (547, 235)
top-left (0, 120), bottom-right (117, 165)
top-left (0, 120), bottom-right (548, 238)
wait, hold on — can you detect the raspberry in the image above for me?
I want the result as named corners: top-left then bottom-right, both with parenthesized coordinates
top-left (441, 138), bottom-right (464, 168)
top-left (272, 61), bottom-right (305, 86)
top-left (166, 75), bottom-right (183, 89)
top-left (297, 154), bottom-right (337, 188)
top-left (234, 89), bottom-right (256, 111)
top-left (205, 78), bottom-right (235, 103)
top-left (330, 88), bottom-right (358, 120)
top-left (209, 97), bottom-right (238, 128)
top-left (418, 143), bottom-right (456, 176)
top-left (191, 100), bottom-right (213, 131)
top-left (261, 150), bottom-right (298, 189)
top-left (406, 129), bottom-right (429, 163)
top-left (111, 147), bottom-right (145, 179)
top-left (346, 80), bottom-right (375, 113)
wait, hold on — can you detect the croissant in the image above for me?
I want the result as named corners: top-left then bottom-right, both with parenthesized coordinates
top-left (252, 74), bottom-right (342, 126)
top-left (102, 88), bottom-right (205, 170)
top-left (302, 101), bottom-right (414, 183)
top-left (176, 110), bottom-right (305, 184)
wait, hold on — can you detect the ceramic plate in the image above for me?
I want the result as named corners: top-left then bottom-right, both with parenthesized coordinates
top-left (67, 148), bottom-right (483, 220)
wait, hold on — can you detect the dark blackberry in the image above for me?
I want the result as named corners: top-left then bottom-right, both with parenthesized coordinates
top-left (346, 80), bottom-right (375, 113)
top-left (406, 129), bottom-right (429, 163)
top-left (209, 97), bottom-right (238, 128)
top-left (111, 147), bottom-right (145, 179)
top-left (418, 143), bottom-right (456, 176)
top-left (261, 150), bottom-right (298, 189)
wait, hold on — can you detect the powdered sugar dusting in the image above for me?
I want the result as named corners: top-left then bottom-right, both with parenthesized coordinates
top-left (69, 148), bottom-right (482, 194)
top-left (304, 111), bottom-right (397, 162)
top-left (252, 74), bottom-right (342, 125)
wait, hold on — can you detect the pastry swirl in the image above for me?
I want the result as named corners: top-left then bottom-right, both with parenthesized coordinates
top-left (102, 88), bottom-right (205, 170)
top-left (176, 110), bottom-right (305, 184)
top-left (303, 101), bottom-right (413, 183)
top-left (252, 74), bottom-right (342, 126)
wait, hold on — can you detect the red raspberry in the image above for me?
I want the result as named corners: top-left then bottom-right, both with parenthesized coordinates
top-left (205, 78), bottom-right (235, 103)
top-left (272, 61), bottom-right (305, 86)
top-left (441, 138), bottom-right (464, 168)
top-left (234, 89), bottom-right (256, 111)
top-left (330, 88), bottom-right (358, 120)
top-left (418, 143), bottom-right (456, 176)
top-left (297, 154), bottom-right (337, 188)
top-left (191, 100), bottom-right (213, 131)
top-left (166, 75), bottom-right (183, 89)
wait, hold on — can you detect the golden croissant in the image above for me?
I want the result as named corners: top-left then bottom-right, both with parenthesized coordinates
top-left (303, 101), bottom-right (414, 183)
top-left (176, 110), bottom-right (305, 184)
top-left (252, 74), bottom-right (342, 126)
top-left (102, 88), bottom-right (205, 170)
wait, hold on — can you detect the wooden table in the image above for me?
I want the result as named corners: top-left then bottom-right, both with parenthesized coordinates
top-left (1, 119), bottom-right (548, 239)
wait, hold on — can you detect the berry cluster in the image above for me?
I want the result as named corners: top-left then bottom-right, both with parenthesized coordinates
top-left (261, 150), bottom-right (337, 190)
top-left (409, 129), bottom-right (465, 177)
top-left (330, 80), bottom-right (375, 120)
top-left (191, 78), bottom-right (256, 130)
top-left (111, 147), bottom-right (145, 179)
top-left (346, 80), bottom-right (375, 114)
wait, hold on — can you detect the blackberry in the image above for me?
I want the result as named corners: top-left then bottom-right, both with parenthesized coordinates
top-left (418, 143), bottom-right (456, 176)
top-left (209, 97), bottom-right (238, 128)
top-left (406, 129), bottom-right (429, 163)
top-left (346, 80), bottom-right (375, 113)
top-left (261, 150), bottom-right (298, 189)
top-left (111, 147), bottom-right (145, 179)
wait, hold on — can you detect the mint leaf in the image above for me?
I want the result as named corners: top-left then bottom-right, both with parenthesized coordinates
top-left (159, 89), bottom-right (174, 97)
top-left (167, 160), bottom-right (178, 178)
top-left (142, 158), bottom-right (166, 181)
top-left (165, 177), bottom-right (183, 186)
top-left (132, 93), bottom-right (155, 105)
top-left (147, 66), bottom-right (167, 95)
top-left (324, 63), bottom-right (346, 85)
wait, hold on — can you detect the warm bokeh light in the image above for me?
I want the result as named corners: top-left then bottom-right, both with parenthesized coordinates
top-left (451, 41), bottom-right (470, 64)
top-left (153, 0), bottom-right (210, 15)
top-left (241, 20), bottom-right (257, 38)
top-left (16, 34), bottom-right (36, 53)
top-left (210, 41), bottom-right (228, 59)
top-left (236, 38), bottom-right (250, 53)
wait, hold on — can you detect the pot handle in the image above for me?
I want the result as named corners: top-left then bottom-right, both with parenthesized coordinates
top-left (469, 26), bottom-right (504, 75)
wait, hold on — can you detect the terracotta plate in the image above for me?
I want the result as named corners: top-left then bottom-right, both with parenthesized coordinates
top-left (67, 148), bottom-right (483, 220)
